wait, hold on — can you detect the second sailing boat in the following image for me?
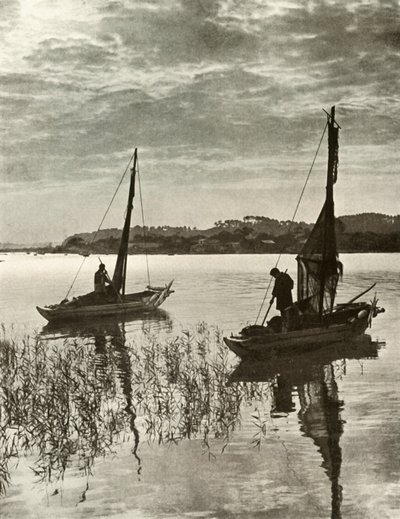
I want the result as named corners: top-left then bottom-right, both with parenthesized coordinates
top-left (224, 107), bottom-right (384, 358)
top-left (37, 149), bottom-right (174, 322)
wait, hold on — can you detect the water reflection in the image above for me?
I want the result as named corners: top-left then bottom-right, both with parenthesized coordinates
top-left (40, 308), bottom-right (173, 340)
top-left (0, 322), bottom-right (384, 513)
top-left (0, 320), bottom-right (243, 498)
top-left (0, 313), bottom-right (170, 499)
top-left (92, 321), bottom-right (142, 472)
top-left (40, 311), bottom-right (175, 476)
top-left (229, 335), bottom-right (383, 519)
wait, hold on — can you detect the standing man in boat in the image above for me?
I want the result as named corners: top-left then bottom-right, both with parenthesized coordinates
top-left (94, 263), bottom-right (111, 297)
top-left (269, 268), bottom-right (294, 329)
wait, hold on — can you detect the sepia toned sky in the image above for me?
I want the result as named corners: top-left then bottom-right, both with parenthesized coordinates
top-left (1, 0), bottom-right (399, 243)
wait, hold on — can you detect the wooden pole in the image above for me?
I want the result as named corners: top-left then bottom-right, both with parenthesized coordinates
top-left (261, 300), bottom-right (273, 326)
top-left (346, 283), bottom-right (376, 304)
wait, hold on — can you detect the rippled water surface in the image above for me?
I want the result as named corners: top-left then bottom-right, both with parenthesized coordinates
top-left (0, 253), bottom-right (398, 518)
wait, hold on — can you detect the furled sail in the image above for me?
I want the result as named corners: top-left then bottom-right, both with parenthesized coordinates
top-left (296, 107), bottom-right (342, 316)
top-left (112, 149), bottom-right (137, 295)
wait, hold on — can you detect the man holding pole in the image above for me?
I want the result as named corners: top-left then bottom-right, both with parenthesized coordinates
top-left (269, 268), bottom-right (294, 330)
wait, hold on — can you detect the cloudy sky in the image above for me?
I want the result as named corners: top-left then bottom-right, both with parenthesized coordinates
top-left (1, 0), bottom-right (399, 243)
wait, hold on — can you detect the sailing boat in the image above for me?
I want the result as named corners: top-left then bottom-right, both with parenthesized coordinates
top-left (37, 149), bottom-right (174, 322)
top-left (224, 107), bottom-right (384, 359)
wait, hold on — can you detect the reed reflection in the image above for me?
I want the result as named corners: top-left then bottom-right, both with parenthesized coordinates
top-left (41, 312), bottom-right (174, 474)
top-left (0, 312), bottom-right (170, 498)
top-left (229, 335), bottom-right (382, 519)
top-left (31, 319), bottom-right (247, 488)
top-left (92, 321), bottom-right (142, 471)
top-left (0, 321), bottom-right (383, 511)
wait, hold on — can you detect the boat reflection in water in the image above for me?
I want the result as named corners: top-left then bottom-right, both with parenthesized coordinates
top-left (40, 308), bottom-right (173, 341)
top-left (229, 335), bottom-right (383, 519)
top-left (40, 309), bottom-right (173, 476)
top-left (0, 313), bottom-right (385, 511)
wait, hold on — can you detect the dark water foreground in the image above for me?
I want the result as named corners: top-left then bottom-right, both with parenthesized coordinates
top-left (0, 322), bottom-right (391, 519)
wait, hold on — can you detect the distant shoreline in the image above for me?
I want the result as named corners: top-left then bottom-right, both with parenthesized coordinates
top-left (2, 213), bottom-right (399, 255)
top-left (1, 249), bottom-right (399, 255)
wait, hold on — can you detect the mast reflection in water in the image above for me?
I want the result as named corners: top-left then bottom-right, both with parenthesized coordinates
top-left (229, 335), bottom-right (382, 519)
top-left (93, 321), bottom-right (141, 471)
top-left (41, 310), bottom-right (174, 476)
top-left (0, 317), bottom-right (383, 514)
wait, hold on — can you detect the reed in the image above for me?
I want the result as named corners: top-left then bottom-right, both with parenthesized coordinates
top-left (0, 323), bottom-right (273, 497)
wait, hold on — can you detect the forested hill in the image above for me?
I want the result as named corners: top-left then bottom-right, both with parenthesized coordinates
top-left (52, 212), bottom-right (400, 255)
top-left (337, 213), bottom-right (400, 234)
top-left (63, 212), bottom-right (400, 246)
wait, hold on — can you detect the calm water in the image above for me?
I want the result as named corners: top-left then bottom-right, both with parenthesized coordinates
top-left (0, 253), bottom-right (399, 518)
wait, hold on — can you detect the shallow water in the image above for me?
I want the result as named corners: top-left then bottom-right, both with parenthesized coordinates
top-left (0, 253), bottom-right (399, 518)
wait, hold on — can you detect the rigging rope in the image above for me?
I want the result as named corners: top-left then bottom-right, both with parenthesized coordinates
top-left (254, 121), bottom-right (328, 324)
top-left (137, 155), bottom-right (151, 287)
top-left (63, 152), bottom-right (136, 300)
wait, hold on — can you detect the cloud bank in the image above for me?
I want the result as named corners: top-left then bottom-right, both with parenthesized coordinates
top-left (1, 0), bottom-right (399, 242)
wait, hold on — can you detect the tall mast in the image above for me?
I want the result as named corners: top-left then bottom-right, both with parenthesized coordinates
top-left (318, 106), bottom-right (339, 318)
top-left (112, 149), bottom-right (137, 295)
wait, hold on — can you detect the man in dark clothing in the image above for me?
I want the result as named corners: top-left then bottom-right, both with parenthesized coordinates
top-left (94, 263), bottom-right (110, 296)
top-left (269, 267), bottom-right (294, 316)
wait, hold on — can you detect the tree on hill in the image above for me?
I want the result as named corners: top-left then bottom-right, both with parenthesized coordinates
top-left (65, 236), bottom-right (86, 248)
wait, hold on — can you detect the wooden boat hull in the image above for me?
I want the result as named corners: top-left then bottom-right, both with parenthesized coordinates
top-left (227, 334), bottom-right (382, 385)
top-left (37, 281), bottom-right (173, 323)
top-left (224, 312), bottom-right (370, 359)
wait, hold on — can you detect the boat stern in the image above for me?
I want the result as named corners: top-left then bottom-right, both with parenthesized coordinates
top-left (150, 280), bottom-right (174, 308)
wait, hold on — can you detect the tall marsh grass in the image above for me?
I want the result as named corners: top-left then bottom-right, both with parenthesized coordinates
top-left (0, 323), bottom-right (272, 496)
